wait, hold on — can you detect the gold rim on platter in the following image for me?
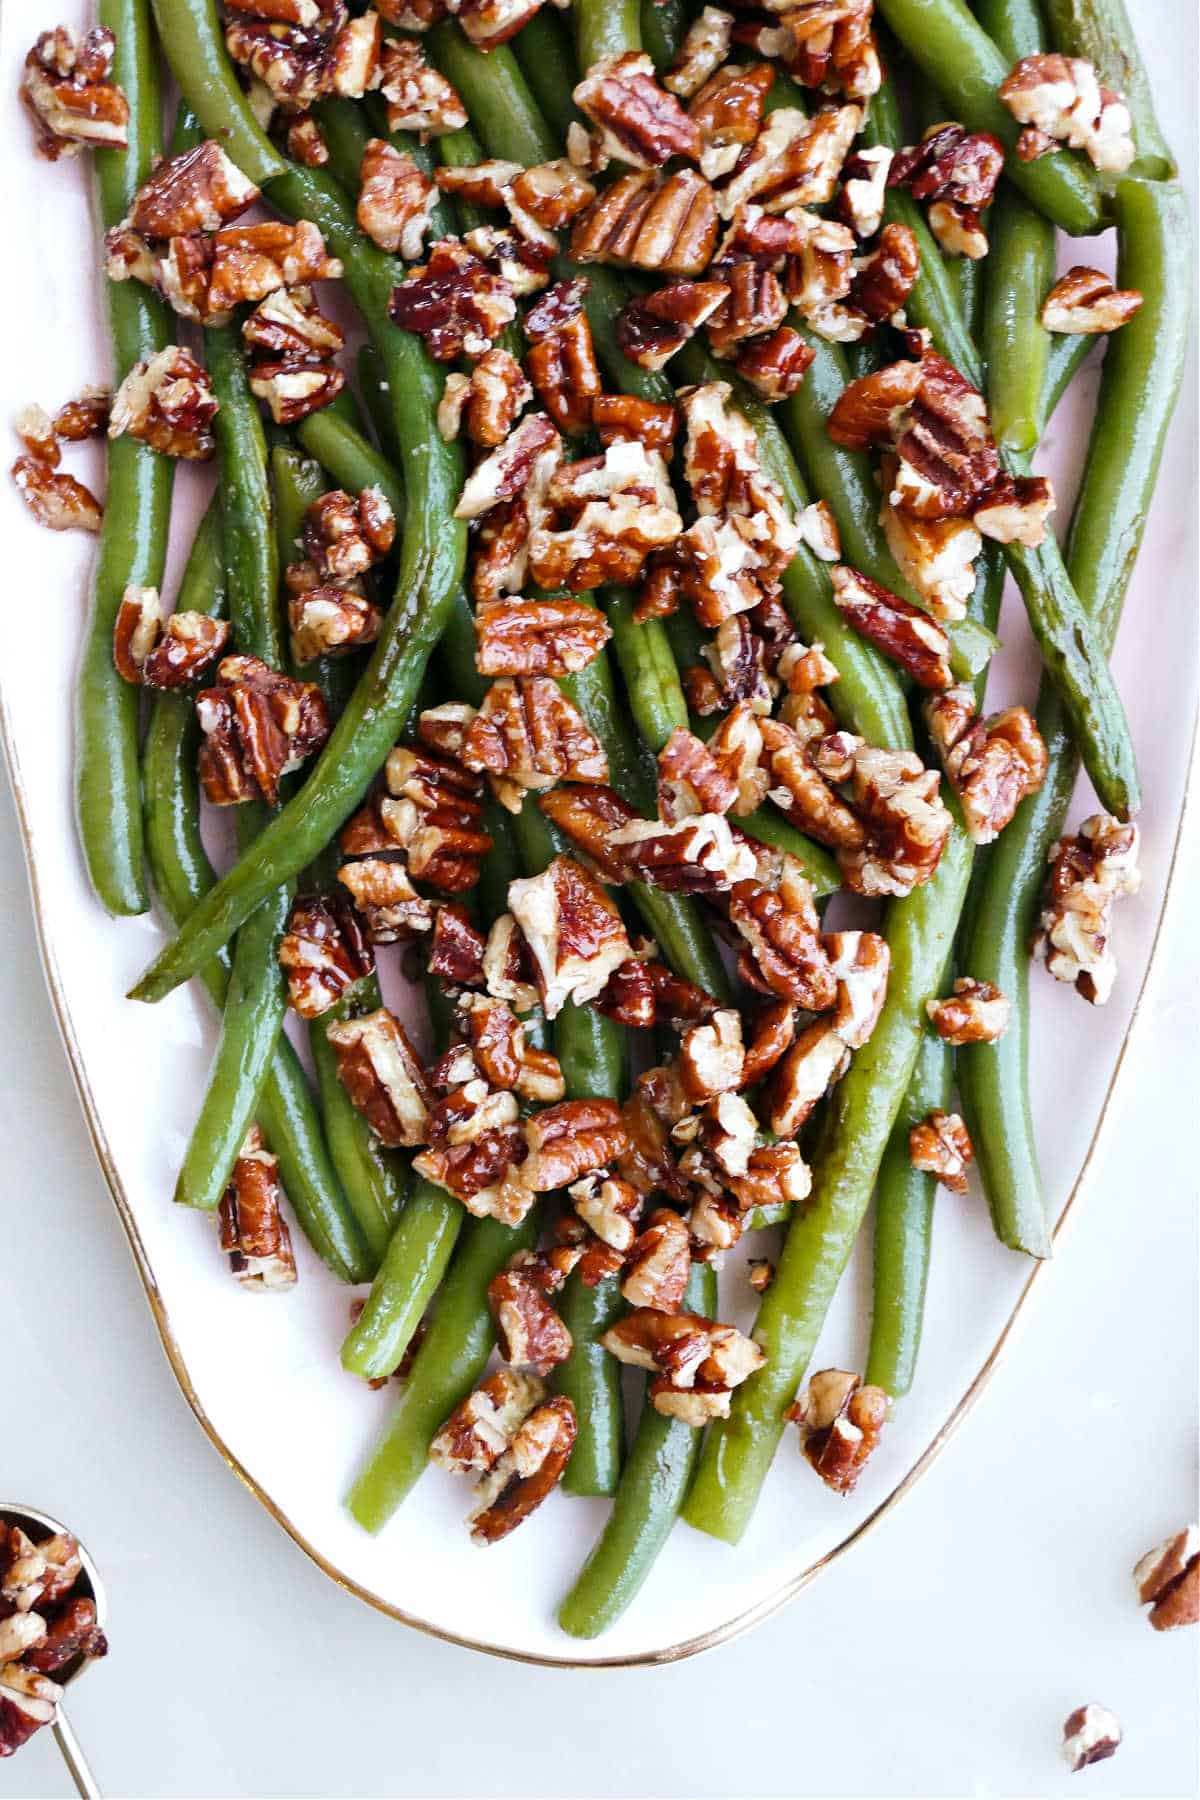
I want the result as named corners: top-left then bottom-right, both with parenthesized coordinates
top-left (1, 695), bottom-right (1193, 1670)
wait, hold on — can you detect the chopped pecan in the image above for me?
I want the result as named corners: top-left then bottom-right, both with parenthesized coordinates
top-left (777, 638), bottom-right (839, 735)
top-left (689, 59), bottom-right (775, 181)
top-left (438, 348), bottom-right (531, 447)
top-left (482, 912), bottom-right (539, 1013)
top-left (621, 1206), bottom-right (692, 1312)
top-left (602, 1306), bottom-right (764, 1421)
top-left (888, 355), bottom-right (1000, 521)
top-left (926, 686), bottom-right (1048, 845)
top-left (377, 35), bottom-right (465, 135)
top-left (972, 472), bottom-right (1055, 548)
top-left (526, 311), bottom-right (602, 437)
top-left (730, 1139), bottom-right (811, 1213)
top-left (337, 858), bottom-right (432, 943)
top-left (11, 450), bottom-right (102, 533)
top-left (537, 783), bottom-right (639, 881)
top-left (529, 440), bottom-right (682, 589)
top-left (926, 976), bottom-right (1010, 1046)
top-left (825, 929), bottom-right (890, 1049)
top-left (288, 579), bottom-right (382, 665)
top-left (1133, 1527), bottom-right (1200, 1633)
top-left (705, 254), bottom-right (787, 356)
top-left (685, 615), bottom-right (777, 718)
top-left (665, 6), bottom-right (734, 98)
top-left (23, 1597), bottom-right (107, 1676)
top-left (455, 414), bottom-right (561, 520)
top-left (415, 1081), bottom-right (529, 1222)
top-left (356, 138), bottom-right (436, 259)
top-left (21, 25), bottom-right (128, 159)
top-left (729, 856), bottom-right (837, 1009)
top-left (785, 215), bottom-right (861, 343)
top-left (758, 716), bottom-right (863, 849)
top-left (467, 1395), bottom-right (576, 1545)
top-left (428, 902), bottom-right (486, 989)
top-left (832, 739), bottom-right (953, 898)
top-left (507, 856), bottom-right (632, 1018)
top-left (278, 891), bottom-right (373, 1017)
top-left (909, 1108), bottom-right (974, 1193)
top-left (679, 1009), bottom-right (745, 1105)
top-left (838, 145), bottom-right (892, 238)
top-left (574, 51), bottom-right (701, 170)
top-left (128, 139), bottom-right (258, 237)
top-left (779, 0), bottom-right (881, 99)
top-left (522, 1098), bottom-right (628, 1192)
top-left (678, 383), bottom-right (799, 570)
top-left (739, 1000), bottom-right (797, 1088)
top-left (658, 727), bottom-right (739, 823)
top-left (1031, 813), bottom-right (1140, 1005)
top-left (831, 564), bottom-right (951, 689)
top-left (488, 1265), bottom-right (572, 1373)
top-left (734, 326), bottom-right (814, 400)
top-left (615, 279), bottom-right (730, 371)
top-left (429, 1367), bottom-right (544, 1476)
top-left (389, 237), bottom-right (516, 360)
top-left (197, 655), bottom-right (329, 806)
top-left (827, 357), bottom-right (924, 450)
top-left (569, 1173), bottom-right (643, 1254)
top-left (217, 1126), bottom-right (297, 1290)
top-left (381, 741), bottom-right (491, 893)
top-left (0, 1661), bottom-right (61, 1757)
top-left (509, 159), bottom-right (597, 234)
top-left (248, 358), bottom-right (345, 424)
top-left (1061, 1704), bottom-right (1123, 1773)
top-left (285, 111), bottom-right (328, 166)
top-left (326, 1007), bottom-right (431, 1147)
top-left (718, 103), bottom-right (862, 219)
top-left (592, 394), bottom-right (678, 453)
top-left (209, 219), bottom-right (341, 315)
top-left (524, 276), bottom-right (588, 340)
top-left (108, 346), bottom-right (217, 459)
top-left (1040, 265), bottom-right (1144, 334)
top-left (303, 485), bottom-right (395, 579)
top-left (242, 283), bottom-right (344, 363)
top-left (849, 221), bottom-right (920, 323)
top-left (459, 677), bottom-right (607, 811)
top-left (226, 3), bottom-right (380, 112)
top-left (789, 1369), bottom-right (888, 1493)
top-left (767, 1018), bottom-right (851, 1138)
top-left (999, 53), bottom-right (1134, 174)
top-left (595, 954), bottom-right (717, 1031)
top-left (748, 1257), bottom-right (774, 1293)
top-left (570, 169), bottom-right (719, 276)
top-left (609, 813), bottom-right (759, 894)
top-left (475, 597), bottom-right (612, 680)
top-left (879, 470), bottom-right (981, 621)
top-left (457, 994), bottom-right (564, 1102)
top-left (888, 123), bottom-right (1004, 260)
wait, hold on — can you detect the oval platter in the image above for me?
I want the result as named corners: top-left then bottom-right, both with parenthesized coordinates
top-left (0, 0), bottom-right (1194, 1667)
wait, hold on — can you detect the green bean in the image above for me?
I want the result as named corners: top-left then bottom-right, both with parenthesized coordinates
top-left (684, 816), bottom-right (975, 1543)
top-left (558, 1262), bottom-right (715, 1637)
top-left (77, 0), bottom-right (174, 916)
top-left (873, 0), bottom-right (1107, 234)
top-left (294, 410), bottom-right (405, 518)
top-left (980, 187), bottom-right (1054, 452)
top-left (575, 0), bottom-right (642, 68)
top-left (511, 8), bottom-right (585, 142)
top-left (778, 328), bottom-right (996, 681)
top-left (959, 177), bottom-right (1191, 1253)
top-left (431, 23), bottom-right (559, 165)
top-left (341, 1175), bottom-right (464, 1381)
top-left (358, 345), bottom-right (401, 462)
top-left (142, 510), bottom-right (370, 1279)
top-left (601, 587), bottom-right (689, 752)
top-left (1038, 333), bottom-right (1095, 439)
top-left (1041, 0), bottom-right (1175, 180)
top-left (640, 0), bottom-right (686, 71)
top-left (174, 328), bottom-right (290, 1213)
top-left (345, 1208), bottom-right (541, 1530)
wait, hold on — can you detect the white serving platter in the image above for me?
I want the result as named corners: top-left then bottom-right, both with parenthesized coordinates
top-left (1, 0), bottom-right (1194, 1667)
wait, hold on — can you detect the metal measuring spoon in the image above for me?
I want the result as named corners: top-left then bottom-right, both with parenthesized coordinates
top-left (0, 1504), bottom-right (106, 1799)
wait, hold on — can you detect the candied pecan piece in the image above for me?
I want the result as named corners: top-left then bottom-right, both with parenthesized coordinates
top-left (467, 1395), bottom-right (577, 1545)
top-left (621, 1206), bottom-right (692, 1312)
top-left (197, 655), bottom-right (329, 806)
top-left (481, 912), bottom-right (539, 1012)
top-left (23, 1597), bottom-right (107, 1676)
top-left (597, 956), bottom-right (717, 1033)
top-left (430, 1367), bottom-right (544, 1475)
top-left (758, 717), bottom-right (863, 850)
top-left (834, 739), bottom-right (953, 898)
top-left (128, 139), bottom-right (258, 236)
top-left (304, 485), bottom-right (395, 579)
top-left (279, 891), bottom-right (373, 1018)
top-left (926, 686), bottom-right (1048, 845)
top-left (592, 394), bottom-right (678, 454)
top-left (730, 1140), bottom-right (812, 1214)
top-left (1031, 813), bottom-right (1140, 1004)
top-left (789, 1369), bottom-right (888, 1493)
top-left (1061, 1704), bottom-right (1123, 1773)
top-left (415, 1085), bottom-right (530, 1223)
top-left (108, 346), bottom-right (217, 459)
top-left (11, 452), bottom-right (102, 533)
top-left (885, 355), bottom-right (1000, 521)
top-left (475, 598), bottom-right (612, 679)
top-left (718, 103), bottom-right (862, 219)
top-left (574, 51), bottom-right (702, 170)
top-left (879, 472), bottom-right (981, 622)
top-left (1041, 265), bottom-right (1144, 334)
top-left (525, 312), bottom-right (602, 438)
top-left (705, 254), bottom-right (787, 356)
top-left (831, 564), bottom-right (951, 689)
top-left (825, 929), bottom-right (890, 1049)
top-left (376, 34), bottom-right (465, 136)
top-left (730, 857), bottom-right (837, 1009)
top-left (909, 1108), bottom-right (974, 1193)
top-left (657, 726), bottom-right (739, 823)
top-left (523, 1098), bottom-right (628, 1192)
top-left (888, 122), bottom-right (1004, 260)
top-left (286, 111), bottom-right (328, 166)
top-left (455, 414), bottom-right (561, 520)
top-left (849, 221), bottom-right (920, 323)
top-left (326, 1007), bottom-right (431, 1147)
top-left (538, 783), bottom-right (639, 880)
top-left (488, 1265), bottom-right (572, 1373)
top-left (459, 677), bottom-right (607, 810)
top-left (356, 138), bottom-right (436, 259)
top-left (615, 279), bottom-right (730, 372)
top-left (689, 59), bottom-right (774, 181)
top-left (602, 1307), bottom-right (764, 1422)
top-left (288, 580), bottom-right (382, 665)
top-left (382, 741), bottom-right (492, 893)
top-left (679, 1008), bottom-right (745, 1105)
top-left (457, 994), bottom-right (564, 1102)
top-left (249, 358), bottom-right (345, 424)
top-left (0, 1661), bottom-right (61, 1757)
top-left (428, 902), bottom-right (486, 989)
top-left (926, 977), bottom-right (1010, 1046)
top-left (767, 1018), bottom-right (851, 1138)
top-left (217, 1125), bottom-right (297, 1290)
top-left (739, 1001), bottom-right (796, 1089)
top-left (838, 144), bottom-right (893, 237)
top-left (138, 608), bottom-right (229, 690)
top-left (827, 357), bottom-right (924, 450)
top-left (999, 53), bottom-right (1134, 175)
top-left (507, 856), bottom-right (632, 1017)
top-left (337, 858), bottom-right (432, 943)
top-left (664, 5), bottom-right (733, 98)
top-left (389, 237), bottom-right (516, 360)
top-left (971, 473), bottom-right (1055, 548)
top-left (1133, 1528), bottom-right (1200, 1633)
top-left (205, 219), bottom-right (342, 315)
top-left (438, 348), bottom-right (531, 448)
top-left (21, 25), bottom-right (128, 159)
top-left (571, 169), bottom-right (719, 277)
top-left (529, 438), bottom-right (682, 591)
top-left (242, 282), bottom-right (344, 359)
top-left (610, 813), bottom-right (759, 894)
top-left (734, 327), bottom-right (814, 401)
top-left (782, 0), bottom-right (880, 98)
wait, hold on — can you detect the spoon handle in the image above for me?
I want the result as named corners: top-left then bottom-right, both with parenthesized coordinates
top-left (53, 1705), bottom-right (101, 1800)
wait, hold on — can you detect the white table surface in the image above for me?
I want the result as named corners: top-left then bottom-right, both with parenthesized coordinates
top-left (6, 766), bottom-right (1197, 1800)
top-left (6, 0), bottom-right (1199, 1787)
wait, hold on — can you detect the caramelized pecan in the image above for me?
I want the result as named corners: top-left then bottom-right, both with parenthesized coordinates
top-left (831, 564), bottom-right (951, 689)
top-left (475, 597), bottom-right (612, 678)
top-left (108, 346), bottom-right (217, 459)
top-left (615, 279), bottom-right (730, 371)
top-left (488, 1265), bottom-right (572, 1372)
top-left (357, 138), bottom-right (436, 258)
top-left (507, 856), bottom-right (633, 1017)
top-left (909, 1108), bottom-right (974, 1193)
top-left (197, 655), bottom-right (330, 806)
top-left (217, 1126), bottom-right (297, 1290)
top-left (326, 1007), bottom-right (431, 1147)
top-left (1031, 813), bottom-right (1140, 1005)
top-left (925, 686), bottom-right (1048, 845)
top-left (378, 35), bottom-right (467, 135)
top-left (573, 51), bottom-right (702, 170)
top-left (926, 976), bottom-right (1010, 1046)
top-left (1041, 266), bottom-right (1144, 335)
top-left (729, 857), bottom-right (836, 1009)
top-left (278, 891), bottom-right (373, 1017)
top-left (21, 25), bottom-right (128, 159)
top-left (459, 677), bottom-right (607, 810)
top-left (570, 169), bottom-right (719, 276)
top-left (467, 1396), bottom-right (576, 1545)
top-left (389, 238), bottom-right (516, 360)
top-left (336, 858), bottom-right (433, 943)
top-left (790, 1369), bottom-right (888, 1493)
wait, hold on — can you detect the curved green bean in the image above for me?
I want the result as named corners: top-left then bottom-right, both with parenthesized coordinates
top-left (340, 1175), bottom-right (464, 1381)
top-left (511, 7), bottom-right (584, 142)
top-left (980, 185), bottom-right (1055, 453)
top-left (77, 0), bottom-right (174, 916)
